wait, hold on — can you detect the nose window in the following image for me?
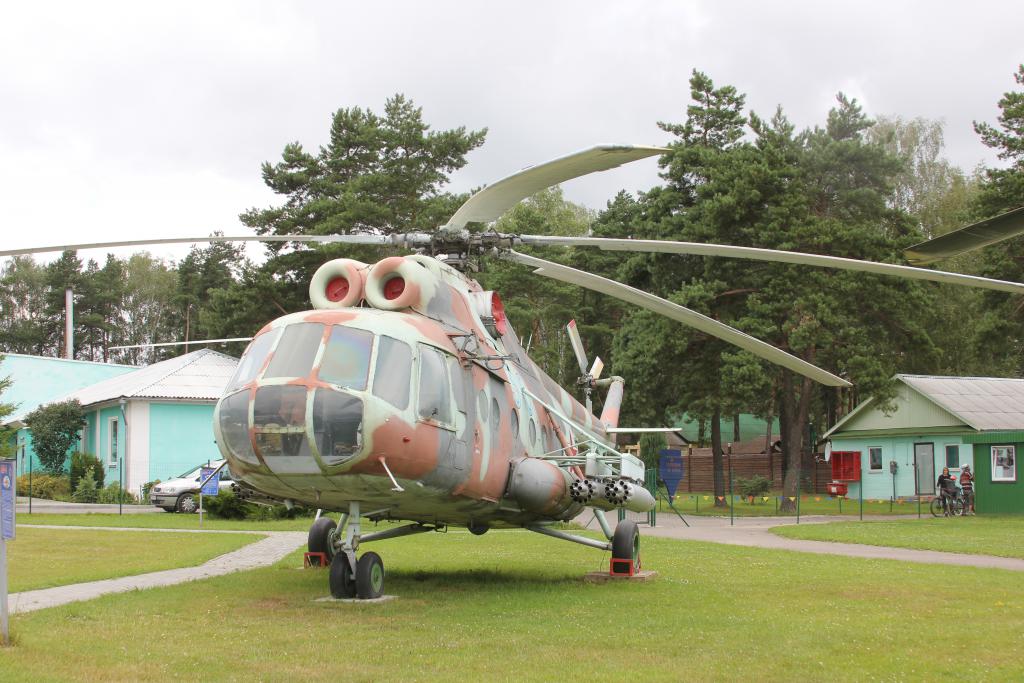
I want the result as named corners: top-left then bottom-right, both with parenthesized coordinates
top-left (227, 329), bottom-right (279, 392)
top-left (252, 385), bottom-right (311, 458)
top-left (263, 323), bottom-right (324, 379)
top-left (312, 389), bottom-right (363, 466)
top-left (218, 390), bottom-right (258, 464)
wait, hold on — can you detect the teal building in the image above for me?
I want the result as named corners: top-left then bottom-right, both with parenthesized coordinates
top-left (4, 350), bottom-right (237, 497)
top-left (824, 375), bottom-right (1024, 513)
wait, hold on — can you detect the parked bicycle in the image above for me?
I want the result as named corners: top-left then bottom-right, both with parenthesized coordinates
top-left (929, 488), bottom-right (965, 517)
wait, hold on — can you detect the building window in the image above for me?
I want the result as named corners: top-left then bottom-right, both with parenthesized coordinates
top-left (108, 417), bottom-right (119, 467)
top-left (991, 445), bottom-right (1016, 482)
top-left (869, 448), bottom-right (882, 470)
top-left (945, 445), bottom-right (960, 469)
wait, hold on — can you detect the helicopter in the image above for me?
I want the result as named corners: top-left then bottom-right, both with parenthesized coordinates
top-left (6, 145), bottom-right (1024, 600)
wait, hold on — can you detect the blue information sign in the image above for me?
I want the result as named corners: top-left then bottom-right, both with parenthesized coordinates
top-left (659, 449), bottom-right (684, 500)
top-left (200, 467), bottom-right (220, 496)
top-left (0, 460), bottom-right (15, 540)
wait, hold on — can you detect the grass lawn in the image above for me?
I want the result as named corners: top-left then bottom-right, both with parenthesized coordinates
top-left (771, 516), bottom-right (1024, 559)
top-left (2, 531), bottom-right (1023, 680)
top-left (659, 491), bottom-right (923, 517)
top-left (15, 512), bottom-right (316, 532)
top-left (6, 527), bottom-right (260, 593)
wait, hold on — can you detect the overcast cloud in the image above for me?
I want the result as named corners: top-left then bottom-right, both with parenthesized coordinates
top-left (2, 0), bottom-right (1023, 263)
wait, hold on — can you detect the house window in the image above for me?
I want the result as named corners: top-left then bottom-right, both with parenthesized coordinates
top-left (869, 448), bottom-right (882, 471)
top-left (945, 445), bottom-right (960, 469)
top-left (991, 445), bottom-right (1016, 482)
top-left (108, 417), bottom-right (119, 467)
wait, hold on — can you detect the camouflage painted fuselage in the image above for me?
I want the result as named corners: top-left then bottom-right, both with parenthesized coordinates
top-left (213, 255), bottom-right (613, 529)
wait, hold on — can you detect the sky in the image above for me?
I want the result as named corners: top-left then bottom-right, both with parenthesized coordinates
top-left (2, 0), bottom-right (1023, 265)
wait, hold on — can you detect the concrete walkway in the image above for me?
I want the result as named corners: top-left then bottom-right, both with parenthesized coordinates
top-left (16, 497), bottom-right (164, 514)
top-left (622, 512), bottom-right (1024, 572)
top-left (8, 527), bottom-right (307, 615)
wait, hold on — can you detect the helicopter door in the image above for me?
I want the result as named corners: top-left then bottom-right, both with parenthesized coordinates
top-left (446, 355), bottom-right (471, 473)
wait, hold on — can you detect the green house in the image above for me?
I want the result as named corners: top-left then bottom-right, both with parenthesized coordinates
top-left (824, 375), bottom-right (1024, 513)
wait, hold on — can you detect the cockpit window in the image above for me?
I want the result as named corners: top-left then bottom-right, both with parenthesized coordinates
top-left (373, 336), bottom-right (412, 410)
top-left (252, 385), bottom-right (311, 458)
top-left (318, 326), bottom-right (372, 390)
top-left (227, 329), bottom-right (280, 392)
top-left (263, 323), bottom-right (324, 379)
top-left (417, 345), bottom-right (452, 424)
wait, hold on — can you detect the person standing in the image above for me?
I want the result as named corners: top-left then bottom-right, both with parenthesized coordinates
top-left (960, 464), bottom-right (975, 514)
top-left (936, 467), bottom-right (958, 516)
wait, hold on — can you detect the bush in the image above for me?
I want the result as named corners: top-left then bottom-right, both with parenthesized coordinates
top-left (16, 473), bottom-right (71, 500)
top-left (70, 452), bottom-right (105, 491)
top-left (72, 467), bottom-right (99, 503)
top-left (141, 480), bottom-right (161, 499)
top-left (202, 490), bottom-right (252, 519)
top-left (97, 482), bottom-right (138, 504)
top-left (737, 475), bottom-right (772, 502)
top-left (201, 491), bottom-right (251, 518)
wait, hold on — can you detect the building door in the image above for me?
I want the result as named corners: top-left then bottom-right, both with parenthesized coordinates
top-left (914, 443), bottom-right (935, 494)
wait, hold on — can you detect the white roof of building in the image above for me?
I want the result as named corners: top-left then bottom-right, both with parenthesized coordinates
top-left (898, 375), bottom-right (1024, 431)
top-left (57, 349), bottom-right (238, 407)
top-left (825, 374), bottom-right (1024, 438)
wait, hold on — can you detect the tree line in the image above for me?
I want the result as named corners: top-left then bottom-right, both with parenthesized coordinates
top-left (2, 69), bottom-right (1023, 506)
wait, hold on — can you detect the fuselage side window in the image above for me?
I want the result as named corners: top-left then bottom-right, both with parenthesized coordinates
top-left (417, 345), bottom-right (452, 424)
top-left (318, 326), bottom-right (373, 391)
top-left (373, 336), bottom-right (412, 410)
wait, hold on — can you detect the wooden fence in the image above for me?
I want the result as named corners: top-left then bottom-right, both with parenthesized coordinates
top-left (668, 452), bottom-right (833, 494)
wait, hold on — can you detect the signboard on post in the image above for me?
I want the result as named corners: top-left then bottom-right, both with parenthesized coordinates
top-left (658, 449), bottom-right (684, 500)
top-left (1, 458), bottom-right (15, 647)
top-left (0, 460), bottom-right (13, 541)
top-left (200, 467), bottom-right (220, 496)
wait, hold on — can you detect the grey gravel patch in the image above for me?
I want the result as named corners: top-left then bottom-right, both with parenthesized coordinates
top-left (315, 595), bottom-right (398, 604)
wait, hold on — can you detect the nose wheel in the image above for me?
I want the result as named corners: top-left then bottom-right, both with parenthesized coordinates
top-left (318, 502), bottom-right (388, 600)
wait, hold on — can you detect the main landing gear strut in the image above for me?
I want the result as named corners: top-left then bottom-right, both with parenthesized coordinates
top-left (526, 508), bottom-right (642, 576)
top-left (307, 501), bottom-right (440, 600)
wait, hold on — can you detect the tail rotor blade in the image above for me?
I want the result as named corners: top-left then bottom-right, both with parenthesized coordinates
top-left (566, 319), bottom-right (589, 375)
top-left (589, 356), bottom-right (605, 381)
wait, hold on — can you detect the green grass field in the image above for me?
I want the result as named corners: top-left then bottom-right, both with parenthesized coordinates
top-left (6, 527), bottom-right (260, 593)
top-left (15, 512), bottom-right (316, 532)
top-left (659, 492), bottom-right (923, 516)
top-left (3, 530), bottom-right (1022, 680)
top-left (771, 516), bottom-right (1024, 559)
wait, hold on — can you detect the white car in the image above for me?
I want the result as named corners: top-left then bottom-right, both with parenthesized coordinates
top-left (149, 461), bottom-right (236, 513)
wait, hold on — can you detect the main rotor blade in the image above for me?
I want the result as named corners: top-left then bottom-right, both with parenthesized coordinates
top-left (505, 250), bottom-right (851, 388)
top-left (565, 319), bottom-right (589, 375)
top-left (904, 206), bottom-right (1024, 265)
top-left (445, 145), bottom-right (666, 229)
top-left (519, 235), bottom-right (1024, 295)
top-left (0, 234), bottom-right (389, 258)
top-left (108, 337), bottom-right (253, 351)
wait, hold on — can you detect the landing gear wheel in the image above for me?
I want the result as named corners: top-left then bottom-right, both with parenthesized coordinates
top-left (176, 493), bottom-right (198, 514)
top-left (329, 554), bottom-right (357, 599)
top-left (612, 520), bottom-right (640, 572)
top-left (356, 552), bottom-right (385, 599)
top-left (307, 517), bottom-right (337, 567)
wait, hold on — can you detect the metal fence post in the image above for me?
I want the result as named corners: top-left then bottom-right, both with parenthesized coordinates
top-left (728, 443), bottom-right (734, 527)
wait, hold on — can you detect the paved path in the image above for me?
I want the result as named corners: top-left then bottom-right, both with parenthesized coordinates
top-left (8, 527), bottom-right (307, 615)
top-left (611, 513), bottom-right (1024, 572)
top-left (16, 497), bottom-right (164, 514)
